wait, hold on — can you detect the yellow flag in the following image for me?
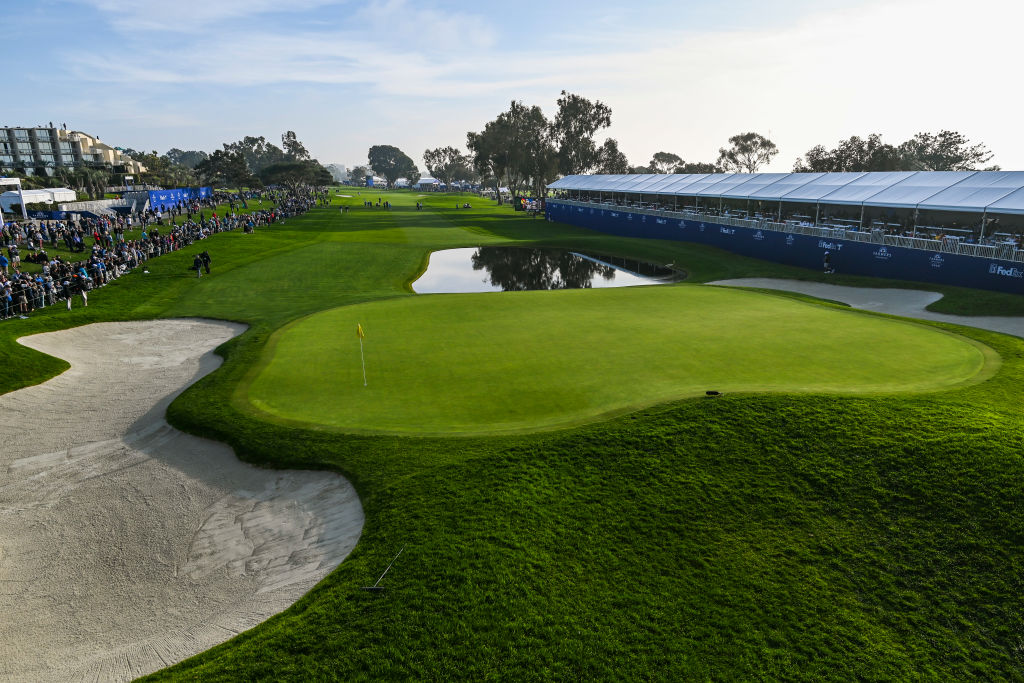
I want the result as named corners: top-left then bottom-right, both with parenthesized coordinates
top-left (357, 323), bottom-right (365, 340)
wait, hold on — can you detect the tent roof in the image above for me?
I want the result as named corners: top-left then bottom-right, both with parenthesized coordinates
top-left (860, 171), bottom-right (977, 208)
top-left (985, 186), bottom-right (1024, 215)
top-left (808, 171), bottom-right (918, 205)
top-left (745, 172), bottom-right (824, 200)
top-left (915, 171), bottom-right (1024, 212)
top-left (660, 174), bottom-right (710, 194)
top-left (672, 173), bottom-right (737, 196)
top-left (1, 188), bottom-right (77, 204)
top-left (779, 172), bottom-right (866, 201)
top-left (722, 173), bottom-right (793, 199)
top-left (695, 173), bottom-right (759, 198)
top-left (547, 171), bottom-right (1024, 214)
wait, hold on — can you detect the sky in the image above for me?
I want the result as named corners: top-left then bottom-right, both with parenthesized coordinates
top-left (3, 0), bottom-right (1022, 173)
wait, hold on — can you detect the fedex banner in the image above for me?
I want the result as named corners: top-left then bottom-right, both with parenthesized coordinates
top-left (147, 187), bottom-right (212, 209)
top-left (546, 201), bottom-right (1024, 296)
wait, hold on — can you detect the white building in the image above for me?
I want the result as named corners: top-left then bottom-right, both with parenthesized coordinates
top-left (0, 126), bottom-right (146, 176)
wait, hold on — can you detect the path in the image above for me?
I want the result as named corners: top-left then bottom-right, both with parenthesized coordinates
top-left (709, 279), bottom-right (1024, 339)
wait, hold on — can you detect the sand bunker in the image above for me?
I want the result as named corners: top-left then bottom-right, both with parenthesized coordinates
top-left (710, 278), bottom-right (1024, 339)
top-left (0, 319), bottom-right (364, 682)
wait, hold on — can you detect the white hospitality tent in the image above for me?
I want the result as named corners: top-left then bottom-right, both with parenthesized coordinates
top-left (413, 177), bottom-right (440, 190)
top-left (0, 177), bottom-right (27, 220)
top-left (1, 187), bottom-right (77, 212)
top-left (548, 171), bottom-right (1024, 235)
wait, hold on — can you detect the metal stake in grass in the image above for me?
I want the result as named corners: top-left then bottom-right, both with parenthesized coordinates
top-left (356, 323), bottom-right (367, 386)
top-left (362, 544), bottom-right (405, 592)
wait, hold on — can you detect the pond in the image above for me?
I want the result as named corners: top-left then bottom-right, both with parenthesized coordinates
top-left (413, 247), bottom-right (684, 294)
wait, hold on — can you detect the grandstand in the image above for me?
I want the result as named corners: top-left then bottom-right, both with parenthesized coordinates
top-left (546, 171), bottom-right (1024, 294)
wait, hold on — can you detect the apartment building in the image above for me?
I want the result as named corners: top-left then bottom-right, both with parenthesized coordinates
top-left (0, 125), bottom-right (146, 176)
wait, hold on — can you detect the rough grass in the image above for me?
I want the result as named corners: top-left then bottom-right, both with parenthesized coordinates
top-left (1, 190), bottom-right (1023, 681)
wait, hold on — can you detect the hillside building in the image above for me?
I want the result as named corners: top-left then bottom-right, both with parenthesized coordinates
top-left (0, 125), bottom-right (146, 176)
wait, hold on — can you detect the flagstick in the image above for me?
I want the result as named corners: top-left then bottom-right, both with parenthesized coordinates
top-left (359, 336), bottom-right (367, 386)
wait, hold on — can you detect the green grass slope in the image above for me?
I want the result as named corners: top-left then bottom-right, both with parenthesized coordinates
top-left (0, 190), bottom-right (1022, 681)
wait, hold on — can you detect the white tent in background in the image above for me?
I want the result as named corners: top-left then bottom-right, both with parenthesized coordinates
top-left (1, 187), bottom-right (77, 211)
top-left (413, 177), bottom-right (440, 190)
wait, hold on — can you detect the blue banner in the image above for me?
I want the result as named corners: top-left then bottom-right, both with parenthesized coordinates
top-left (27, 210), bottom-right (68, 220)
top-left (546, 201), bottom-right (1024, 296)
top-left (147, 187), bottom-right (212, 210)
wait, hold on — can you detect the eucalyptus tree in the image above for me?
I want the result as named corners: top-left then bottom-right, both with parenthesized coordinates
top-left (717, 132), bottom-right (778, 173)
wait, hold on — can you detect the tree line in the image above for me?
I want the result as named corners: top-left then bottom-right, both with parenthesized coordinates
top-left (82, 131), bottom-right (332, 196)
top-left (350, 92), bottom-right (998, 204)
top-left (6, 104), bottom-right (1000, 203)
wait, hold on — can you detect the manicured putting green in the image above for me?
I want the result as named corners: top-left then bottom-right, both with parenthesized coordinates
top-left (247, 285), bottom-right (995, 434)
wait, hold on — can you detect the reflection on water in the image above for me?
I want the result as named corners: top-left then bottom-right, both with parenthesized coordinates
top-left (413, 247), bottom-right (683, 293)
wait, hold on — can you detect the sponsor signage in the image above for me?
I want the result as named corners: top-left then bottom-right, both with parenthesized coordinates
top-left (147, 187), bottom-right (211, 208)
top-left (989, 263), bottom-right (1024, 278)
top-left (543, 202), bottom-right (1023, 296)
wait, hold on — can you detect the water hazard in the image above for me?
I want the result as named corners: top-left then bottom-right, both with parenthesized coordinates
top-left (413, 247), bottom-right (684, 294)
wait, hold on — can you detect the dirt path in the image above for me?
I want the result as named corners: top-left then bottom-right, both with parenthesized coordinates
top-left (709, 279), bottom-right (1024, 339)
top-left (0, 319), bottom-right (364, 682)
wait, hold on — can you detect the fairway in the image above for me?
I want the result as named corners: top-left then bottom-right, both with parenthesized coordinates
top-left (247, 284), bottom-right (995, 434)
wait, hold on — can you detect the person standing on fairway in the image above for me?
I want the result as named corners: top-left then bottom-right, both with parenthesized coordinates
top-left (200, 250), bottom-right (211, 275)
top-left (193, 253), bottom-right (203, 278)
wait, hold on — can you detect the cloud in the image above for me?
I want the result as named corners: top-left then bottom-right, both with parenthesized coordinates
top-left (349, 0), bottom-right (497, 52)
top-left (72, 0), bottom-right (346, 32)
top-left (51, 0), bottom-right (1024, 169)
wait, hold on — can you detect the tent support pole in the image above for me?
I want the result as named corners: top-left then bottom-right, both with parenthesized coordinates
top-left (979, 210), bottom-right (987, 240)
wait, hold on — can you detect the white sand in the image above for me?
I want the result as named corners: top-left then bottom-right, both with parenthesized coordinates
top-left (709, 278), bottom-right (1024, 338)
top-left (0, 319), bottom-right (364, 682)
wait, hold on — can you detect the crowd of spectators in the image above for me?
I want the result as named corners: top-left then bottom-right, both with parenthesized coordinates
top-left (1, 187), bottom-right (324, 321)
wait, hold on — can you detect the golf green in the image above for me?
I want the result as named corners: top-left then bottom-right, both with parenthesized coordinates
top-left (246, 284), bottom-right (996, 435)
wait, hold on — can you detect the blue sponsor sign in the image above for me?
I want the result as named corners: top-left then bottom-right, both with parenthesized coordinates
top-left (27, 210), bottom-right (68, 220)
top-left (545, 201), bottom-right (1024, 295)
top-left (147, 187), bottom-right (212, 209)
